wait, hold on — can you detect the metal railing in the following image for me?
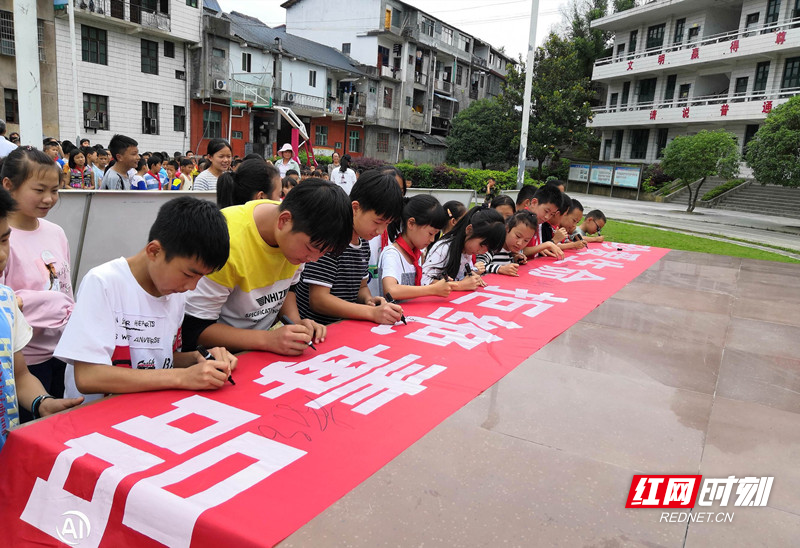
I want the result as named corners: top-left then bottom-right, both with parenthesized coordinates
top-left (592, 86), bottom-right (800, 115)
top-left (277, 90), bottom-right (325, 111)
top-left (435, 79), bottom-right (452, 93)
top-left (414, 72), bottom-right (428, 85)
top-left (595, 16), bottom-right (800, 67)
top-left (74, 0), bottom-right (170, 32)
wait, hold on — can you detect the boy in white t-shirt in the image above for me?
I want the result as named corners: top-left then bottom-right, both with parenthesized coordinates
top-left (55, 197), bottom-right (237, 402)
top-left (0, 189), bottom-right (82, 450)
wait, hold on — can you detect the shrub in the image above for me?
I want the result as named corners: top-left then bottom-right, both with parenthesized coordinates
top-left (701, 178), bottom-right (746, 201)
top-left (641, 163), bottom-right (672, 192)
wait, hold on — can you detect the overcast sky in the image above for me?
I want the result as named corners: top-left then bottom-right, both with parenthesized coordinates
top-left (216, 0), bottom-right (567, 61)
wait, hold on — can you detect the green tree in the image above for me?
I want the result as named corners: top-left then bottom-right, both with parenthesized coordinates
top-left (661, 130), bottom-right (740, 212)
top-left (499, 34), bottom-right (597, 178)
top-left (446, 98), bottom-right (515, 169)
top-left (745, 95), bottom-right (800, 188)
top-left (564, 0), bottom-right (612, 79)
top-left (613, 0), bottom-right (636, 12)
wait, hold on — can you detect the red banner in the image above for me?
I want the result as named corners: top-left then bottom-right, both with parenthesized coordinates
top-left (0, 243), bottom-right (668, 547)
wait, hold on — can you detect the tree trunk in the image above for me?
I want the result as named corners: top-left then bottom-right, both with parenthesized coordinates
top-left (687, 176), bottom-right (707, 212)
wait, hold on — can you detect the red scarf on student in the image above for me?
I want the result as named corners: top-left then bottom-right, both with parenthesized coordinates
top-left (394, 236), bottom-right (422, 286)
top-left (147, 171), bottom-right (162, 190)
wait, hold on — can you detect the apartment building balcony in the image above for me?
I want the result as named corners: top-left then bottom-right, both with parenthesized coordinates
top-left (593, 17), bottom-right (800, 82)
top-left (590, 87), bottom-right (797, 128)
top-left (402, 110), bottom-right (427, 132)
top-left (276, 90), bottom-right (325, 114)
top-left (381, 65), bottom-right (401, 80)
top-left (414, 72), bottom-right (429, 86)
top-left (63, 0), bottom-right (171, 34)
top-left (434, 79), bottom-right (453, 93)
top-left (325, 96), bottom-right (366, 120)
top-left (230, 73), bottom-right (273, 107)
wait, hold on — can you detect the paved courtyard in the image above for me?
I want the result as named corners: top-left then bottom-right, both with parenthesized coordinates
top-left (280, 250), bottom-right (800, 547)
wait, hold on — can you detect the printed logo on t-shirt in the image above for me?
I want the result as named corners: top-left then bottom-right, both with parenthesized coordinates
top-left (248, 288), bottom-right (290, 322)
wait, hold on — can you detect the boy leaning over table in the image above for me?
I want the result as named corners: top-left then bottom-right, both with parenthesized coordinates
top-left (0, 188), bottom-right (82, 450)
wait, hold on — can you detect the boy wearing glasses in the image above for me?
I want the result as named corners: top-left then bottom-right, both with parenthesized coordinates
top-left (573, 209), bottom-right (606, 242)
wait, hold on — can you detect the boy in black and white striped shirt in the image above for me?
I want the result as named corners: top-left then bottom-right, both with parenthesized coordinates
top-left (294, 170), bottom-right (405, 325)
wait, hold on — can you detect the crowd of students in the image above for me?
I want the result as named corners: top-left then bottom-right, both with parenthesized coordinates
top-left (0, 134), bottom-right (606, 450)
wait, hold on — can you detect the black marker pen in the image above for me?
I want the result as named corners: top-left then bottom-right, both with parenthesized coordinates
top-left (279, 315), bottom-right (317, 351)
top-left (197, 345), bottom-right (235, 385)
top-left (384, 292), bottom-right (407, 325)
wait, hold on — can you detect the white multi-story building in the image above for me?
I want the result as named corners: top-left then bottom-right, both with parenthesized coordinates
top-left (589, 0), bottom-right (800, 168)
top-left (281, 0), bottom-right (513, 162)
top-left (54, 0), bottom-right (202, 151)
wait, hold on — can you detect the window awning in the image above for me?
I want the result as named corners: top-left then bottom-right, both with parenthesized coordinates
top-left (434, 93), bottom-right (458, 102)
top-left (408, 132), bottom-right (448, 147)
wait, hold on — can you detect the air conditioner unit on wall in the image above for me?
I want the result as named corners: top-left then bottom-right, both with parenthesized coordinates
top-left (214, 79), bottom-right (228, 91)
top-left (283, 92), bottom-right (295, 103)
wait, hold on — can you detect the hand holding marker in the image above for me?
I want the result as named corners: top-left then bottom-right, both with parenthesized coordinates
top-left (384, 292), bottom-right (407, 325)
top-left (280, 315), bottom-right (318, 351)
top-left (197, 345), bottom-right (235, 385)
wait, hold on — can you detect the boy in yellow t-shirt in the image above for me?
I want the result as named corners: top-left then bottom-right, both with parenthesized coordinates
top-left (182, 180), bottom-right (353, 356)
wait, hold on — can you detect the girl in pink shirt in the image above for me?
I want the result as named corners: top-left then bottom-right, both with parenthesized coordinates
top-left (1, 147), bottom-right (74, 416)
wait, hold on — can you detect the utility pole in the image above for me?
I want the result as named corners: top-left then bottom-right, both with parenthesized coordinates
top-left (14, 0), bottom-right (43, 145)
top-left (516, 0), bottom-right (540, 189)
top-left (67, 0), bottom-right (81, 142)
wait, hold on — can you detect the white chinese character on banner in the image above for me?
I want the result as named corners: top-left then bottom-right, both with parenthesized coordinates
top-left (601, 242), bottom-right (652, 252)
top-left (452, 286), bottom-right (567, 318)
top-left (254, 345), bottom-right (445, 414)
top-left (555, 256), bottom-right (625, 269)
top-left (576, 248), bottom-right (641, 262)
top-left (371, 306), bottom-right (521, 349)
top-left (529, 265), bottom-right (606, 283)
top-left (734, 477), bottom-right (773, 506)
top-left (698, 476), bottom-right (739, 506)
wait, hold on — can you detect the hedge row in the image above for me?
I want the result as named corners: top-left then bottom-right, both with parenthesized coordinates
top-left (701, 178), bottom-right (747, 201)
top-left (280, 153), bottom-right (544, 192)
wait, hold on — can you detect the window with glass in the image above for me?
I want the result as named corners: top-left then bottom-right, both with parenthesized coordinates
top-left (0, 10), bottom-right (14, 56)
top-left (383, 86), bottom-right (393, 108)
top-left (309, 69), bottom-right (317, 87)
top-left (637, 78), bottom-right (657, 103)
top-left (613, 130), bottom-right (624, 158)
top-left (203, 110), bottom-right (221, 139)
top-left (630, 129), bottom-right (650, 160)
top-left (83, 93), bottom-right (109, 130)
top-left (37, 19), bottom-right (45, 62)
top-left (646, 23), bottom-right (665, 50)
top-left (141, 39), bottom-right (158, 74)
top-left (754, 61), bottom-right (770, 93)
top-left (628, 30), bottom-right (638, 57)
top-left (81, 25), bottom-right (107, 65)
top-left (442, 27), bottom-right (453, 46)
top-left (421, 17), bottom-right (434, 37)
top-left (621, 81), bottom-right (631, 106)
top-left (794, 0), bottom-right (800, 19)
top-left (242, 52), bottom-right (251, 72)
top-left (734, 76), bottom-right (749, 97)
top-left (342, 43), bottom-right (350, 54)
top-left (212, 48), bottom-right (225, 58)
top-left (142, 102), bottom-right (159, 135)
top-left (173, 105), bottom-right (185, 132)
top-left (4, 89), bottom-right (18, 123)
top-left (186, 0), bottom-right (198, 7)
top-left (349, 130), bottom-right (361, 153)
top-left (678, 83), bottom-right (691, 104)
top-left (616, 43), bottom-right (625, 60)
top-left (315, 125), bottom-right (328, 146)
top-left (164, 41), bottom-right (175, 58)
top-left (782, 57), bottom-right (800, 89)
top-left (664, 74), bottom-right (677, 101)
top-left (456, 65), bottom-right (463, 86)
top-left (766, 0), bottom-right (781, 25)
top-left (609, 92), bottom-right (618, 109)
top-left (656, 128), bottom-right (669, 158)
top-left (232, 131), bottom-right (243, 139)
top-left (673, 18), bottom-right (685, 44)
top-left (377, 132), bottom-right (389, 153)
top-left (746, 13), bottom-right (760, 30)
top-left (378, 45), bottom-right (390, 67)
